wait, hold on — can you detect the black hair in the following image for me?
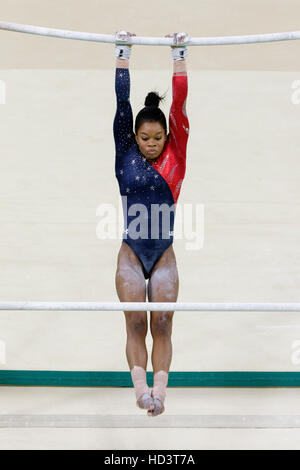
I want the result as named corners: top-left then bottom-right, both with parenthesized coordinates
top-left (135, 91), bottom-right (167, 135)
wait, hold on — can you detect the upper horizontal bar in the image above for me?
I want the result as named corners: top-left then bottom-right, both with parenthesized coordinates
top-left (1, 21), bottom-right (300, 46)
top-left (0, 302), bottom-right (300, 311)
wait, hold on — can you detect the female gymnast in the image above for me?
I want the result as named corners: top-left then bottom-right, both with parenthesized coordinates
top-left (113, 31), bottom-right (189, 416)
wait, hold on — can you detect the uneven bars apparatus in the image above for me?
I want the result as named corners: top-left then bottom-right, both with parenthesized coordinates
top-left (0, 22), bottom-right (299, 314)
top-left (0, 302), bottom-right (300, 311)
top-left (2, 22), bottom-right (300, 431)
top-left (1, 21), bottom-right (300, 45)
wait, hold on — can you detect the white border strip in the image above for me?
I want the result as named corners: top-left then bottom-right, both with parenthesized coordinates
top-left (1, 414), bottom-right (300, 428)
top-left (1, 21), bottom-right (300, 46)
top-left (0, 302), bottom-right (300, 311)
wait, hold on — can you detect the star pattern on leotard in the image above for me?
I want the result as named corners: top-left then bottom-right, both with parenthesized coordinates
top-left (117, 153), bottom-right (164, 196)
top-left (182, 124), bottom-right (189, 134)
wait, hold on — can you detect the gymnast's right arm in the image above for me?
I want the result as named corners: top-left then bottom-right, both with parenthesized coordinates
top-left (113, 31), bottom-right (135, 158)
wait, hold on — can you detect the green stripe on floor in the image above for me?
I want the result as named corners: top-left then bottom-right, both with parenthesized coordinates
top-left (1, 371), bottom-right (300, 387)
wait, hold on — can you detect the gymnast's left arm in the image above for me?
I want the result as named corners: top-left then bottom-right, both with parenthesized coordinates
top-left (167, 33), bottom-right (190, 159)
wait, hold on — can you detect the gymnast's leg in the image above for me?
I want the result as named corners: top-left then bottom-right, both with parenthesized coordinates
top-left (115, 241), bottom-right (154, 411)
top-left (147, 245), bottom-right (179, 416)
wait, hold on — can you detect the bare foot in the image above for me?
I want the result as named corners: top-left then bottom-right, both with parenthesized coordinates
top-left (136, 393), bottom-right (155, 411)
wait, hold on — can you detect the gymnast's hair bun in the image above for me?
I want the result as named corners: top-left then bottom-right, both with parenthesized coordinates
top-left (144, 91), bottom-right (163, 108)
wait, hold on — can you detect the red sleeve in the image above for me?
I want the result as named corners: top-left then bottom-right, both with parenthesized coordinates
top-left (169, 72), bottom-right (189, 160)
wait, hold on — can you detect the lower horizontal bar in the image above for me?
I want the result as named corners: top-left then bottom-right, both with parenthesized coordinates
top-left (1, 301), bottom-right (300, 311)
top-left (1, 414), bottom-right (300, 428)
top-left (1, 21), bottom-right (300, 46)
top-left (1, 371), bottom-right (300, 387)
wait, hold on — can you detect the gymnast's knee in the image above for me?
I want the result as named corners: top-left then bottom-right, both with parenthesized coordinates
top-left (125, 313), bottom-right (148, 336)
top-left (150, 314), bottom-right (173, 337)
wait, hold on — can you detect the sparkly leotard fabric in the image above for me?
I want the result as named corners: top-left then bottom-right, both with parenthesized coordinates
top-left (113, 68), bottom-right (189, 278)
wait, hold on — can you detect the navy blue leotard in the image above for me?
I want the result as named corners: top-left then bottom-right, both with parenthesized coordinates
top-left (113, 67), bottom-right (189, 279)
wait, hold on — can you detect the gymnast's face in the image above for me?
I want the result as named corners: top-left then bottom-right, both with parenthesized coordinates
top-left (135, 122), bottom-right (167, 161)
